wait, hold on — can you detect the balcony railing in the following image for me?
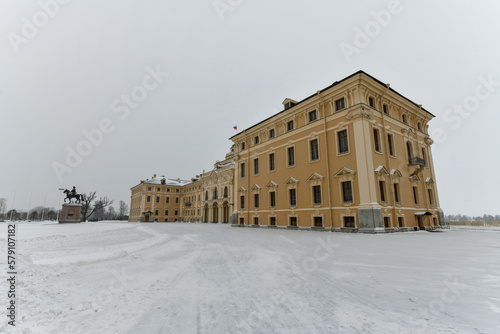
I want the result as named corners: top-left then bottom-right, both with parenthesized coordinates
top-left (408, 157), bottom-right (426, 167)
top-left (185, 202), bottom-right (191, 207)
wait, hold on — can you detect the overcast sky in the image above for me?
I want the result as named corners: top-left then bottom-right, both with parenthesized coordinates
top-left (1, 0), bottom-right (499, 216)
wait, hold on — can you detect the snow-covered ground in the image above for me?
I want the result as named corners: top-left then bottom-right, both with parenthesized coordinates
top-left (0, 222), bottom-right (499, 334)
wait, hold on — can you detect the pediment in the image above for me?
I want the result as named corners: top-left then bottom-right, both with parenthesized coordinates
top-left (284, 177), bottom-right (299, 185)
top-left (251, 184), bottom-right (261, 191)
top-left (375, 166), bottom-right (389, 175)
top-left (410, 174), bottom-right (420, 182)
top-left (307, 173), bottom-right (324, 182)
top-left (425, 177), bottom-right (434, 184)
top-left (335, 167), bottom-right (356, 177)
top-left (237, 187), bottom-right (247, 193)
top-left (266, 181), bottom-right (278, 188)
top-left (390, 169), bottom-right (402, 177)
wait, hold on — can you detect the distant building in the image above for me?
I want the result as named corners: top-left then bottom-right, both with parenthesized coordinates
top-left (130, 71), bottom-right (444, 232)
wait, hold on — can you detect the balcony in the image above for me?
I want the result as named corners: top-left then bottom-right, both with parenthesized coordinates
top-left (185, 202), bottom-right (191, 207)
top-left (408, 157), bottom-right (426, 167)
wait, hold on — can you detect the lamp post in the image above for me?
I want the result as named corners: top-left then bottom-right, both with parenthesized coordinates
top-left (56, 188), bottom-right (64, 221)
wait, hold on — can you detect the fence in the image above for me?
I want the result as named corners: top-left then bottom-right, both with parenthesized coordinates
top-left (445, 221), bottom-right (499, 227)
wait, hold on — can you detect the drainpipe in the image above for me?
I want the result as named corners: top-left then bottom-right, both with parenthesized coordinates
top-left (379, 84), bottom-right (397, 228)
top-left (317, 91), bottom-right (334, 231)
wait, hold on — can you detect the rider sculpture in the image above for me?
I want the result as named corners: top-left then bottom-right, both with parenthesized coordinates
top-left (63, 186), bottom-right (83, 204)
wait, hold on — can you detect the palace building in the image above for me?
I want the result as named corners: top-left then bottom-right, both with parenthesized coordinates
top-left (129, 70), bottom-right (444, 232)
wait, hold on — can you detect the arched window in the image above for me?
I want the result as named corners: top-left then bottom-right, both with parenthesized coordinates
top-left (406, 141), bottom-right (413, 162)
top-left (213, 187), bottom-right (218, 199)
top-left (417, 122), bottom-right (422, 131)
top-left (224, 186), bottom-right (228, 198)
top-left (205, 191), bottom-right (208, 201)
top-left (422, 148), bottom-right (427, 166)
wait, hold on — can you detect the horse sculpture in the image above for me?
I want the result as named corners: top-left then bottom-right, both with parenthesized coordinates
top-left (63, 189), bottom-right (83, 204)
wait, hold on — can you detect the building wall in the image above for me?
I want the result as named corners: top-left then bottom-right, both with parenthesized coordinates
top-left (230, 71), bottom-right (443, 231)
top-left (130, 71), bottom-right (444, 232)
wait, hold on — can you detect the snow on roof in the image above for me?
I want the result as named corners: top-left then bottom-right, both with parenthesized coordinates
top-left (142, 177), bottom-right (190, 186)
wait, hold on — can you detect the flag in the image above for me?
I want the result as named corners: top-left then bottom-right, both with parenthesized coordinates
top-left (233, 126), bottom-right (237, 130)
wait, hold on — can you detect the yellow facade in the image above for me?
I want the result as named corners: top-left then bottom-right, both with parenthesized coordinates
top-left (130, 71), bottom-right (444, 232)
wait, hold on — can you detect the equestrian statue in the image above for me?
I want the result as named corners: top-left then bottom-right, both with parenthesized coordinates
top-left (63, 186), bottom-right (83, 204)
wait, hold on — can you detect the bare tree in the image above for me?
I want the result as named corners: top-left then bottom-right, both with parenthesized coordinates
top-left (0, 198), bottom-right (7, 219)
top-left (81, 192), bottom-right (113, 222)
top-left (119, 200), bottom-right (128, 220)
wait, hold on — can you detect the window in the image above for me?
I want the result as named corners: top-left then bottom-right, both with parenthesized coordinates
top-left (174, 210), bottom-right (178, 216)
top-left (394, 184), bottom-right (401, 203)
top-left (165, 210), bottom-right (169, 216)
top-left (176, 189), bottom-right (179, 193)
top-left (254, 158), bottom-right (259, 175)
top-left (156, 196), bottom-right (160, 203)
top-left (166, 197), bottom-right (170, 203)
top-left (344, 216), bottom-right (355, 227)
top-left (422, 148), bottom-right (427, 166)
top-left (402, 114), bottom-right (407, 124)
top-left (147, 196), bottom-right (151, 202)
top-left (312, 185), bottom-right (322, 205)
top-left (167, 188), bottom-right (170, 192)
top-left (428, 189), bottom-right (434, 206)
top-left (309, 110), bottom-right (317, 122)
top-left (254, 193), bottom-right (259, 209)
top-left (373, 128), bottom-right (381, 153)
top-left (335, 98), bottom-right (345, 111)
top-left (338, 130), bottom-right (349, 154)
top-left (289, 188), bottom-right (297, 206)
top-left (368, 97), bottom-right (375, 108)
top-left (241, 142), bottom-right (246, 150)
top-left (398, 217), bottom-right (404, 227)
top-left (155, 210), bottom-right (159, 216)
top-left (269, 129), bottom-right (275, 139)
top-left (342, 181), bottom-right (353, 203)
top-left (148, 187), bottom-right (151, 191)
top-left (287, 147), bottom-right (295, 166)
top-left (287, 120), bottom-right (294, 131)
top-left (379, 181), bottom-right (386, 202)
top-left (270, 217), bottom-right (276, 226)
top-left (241, 163), bottom-right (245, 178)
top-left (290, 217), bottom-right (297, 226)
top-left (205, 191), bottom-right (208, 201)
top-left (157, 187), bottom-right (160, 191)
top-left (417, 122), bottom-right (422, 131)
top-left (213, 188), bottom-right (218, 199)
top-left (224, 186), bottom-right (228, 198)
top-left (269, 153), bottom-right (275, 171)
top-left (383, 104), bottom-right (389, 115)
top-left (406, 142), bottom-right (413, 161)
top-left (175, 197), bottom-right (179, 204)
top-left (269, 191), bottom-right (276, 207)
top-left (310, 139), bottom-right (319, 161)
top-left (254, 136), bottom-right (259, 145)
top-left (165, 218), bottom-right (168, 222)
top-left (388, 134), bottom-right (395, 156)
top-left (384, 217), bottom-right (390, 228)
top-left (314, 217), bottom-right (323, 227)
top-left (240, 195), bottom-right (245, 209)
top-left (413, 187), bottom-right (419, 205)
top-left (254, 217), bottom-right (259, 225)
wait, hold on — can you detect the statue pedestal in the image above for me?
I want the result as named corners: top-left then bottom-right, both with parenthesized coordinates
top-left (59, 204), bottom-right (82, 224)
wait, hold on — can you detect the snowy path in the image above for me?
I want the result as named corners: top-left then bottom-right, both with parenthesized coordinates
top-left (0, 222), bottom-right (499, 333)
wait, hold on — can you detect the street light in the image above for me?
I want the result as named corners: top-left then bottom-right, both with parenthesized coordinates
top-left (56, 188), bottom-right (64, 221)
